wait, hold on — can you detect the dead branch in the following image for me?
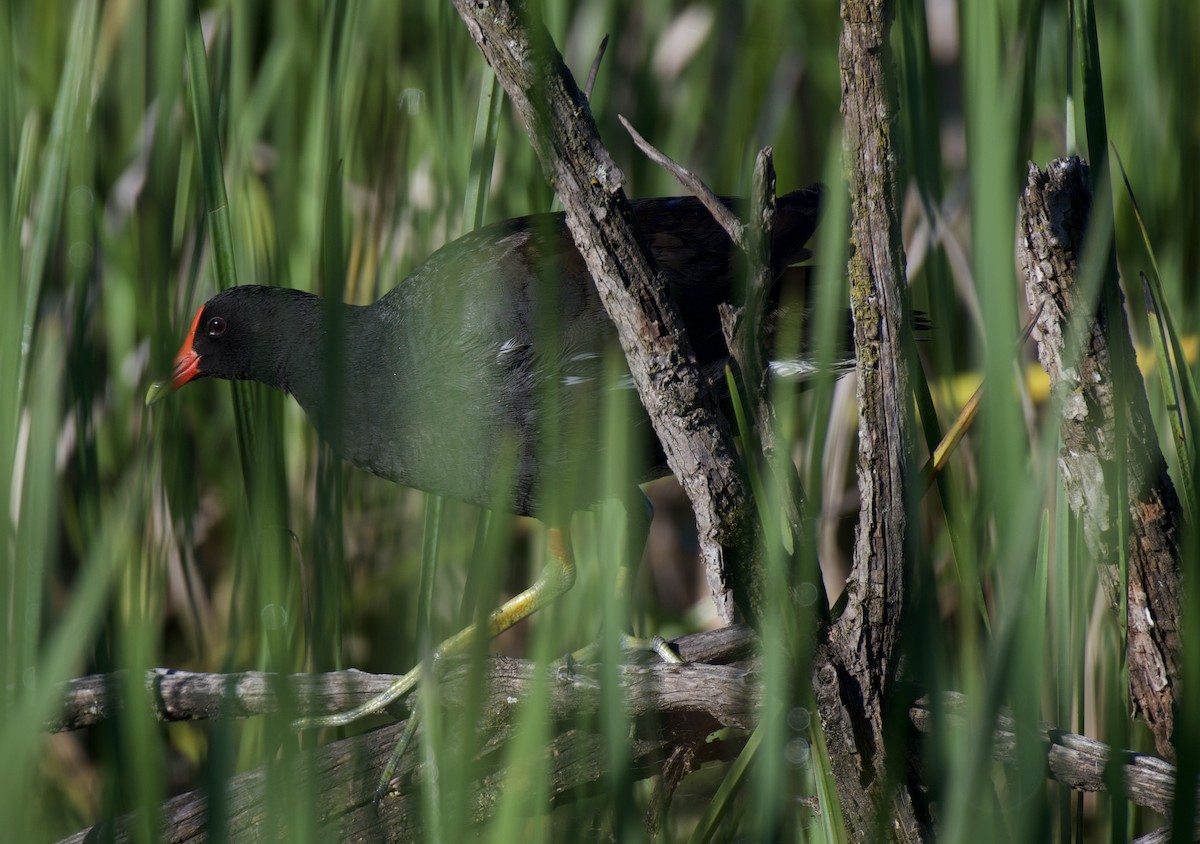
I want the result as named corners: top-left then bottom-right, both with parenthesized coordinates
top-left (1017, 156), bottom-right (1184, 760)
top-left (449, 0), bottom-right (759, 623)
top-left (54, 649), bottom-right (1196, 844)
top-left (908, 694), bottom-right (1184, 819)
top-left (57, 704), bottom-right (742, 844)
top-left (616, 115), bottom-right (746, 247)
top-left (614, 121), bottom-right (808, 604)
top-left (50, 626), bottom-right (758, 732)
top-left (824, 0), bottom-right (927, 840)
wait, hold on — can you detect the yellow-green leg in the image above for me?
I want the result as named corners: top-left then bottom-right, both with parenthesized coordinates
top-left (293, 526), bottom-right (578, 730)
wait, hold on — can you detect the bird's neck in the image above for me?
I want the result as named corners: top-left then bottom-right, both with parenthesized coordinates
top-left (279, 299), bottom-right (400, 459)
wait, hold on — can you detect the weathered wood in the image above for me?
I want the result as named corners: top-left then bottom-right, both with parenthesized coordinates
top-left (50, 626), bottom-right (759, 732)
top-left (909, 693), bottom-right (1182, 818)
top-left (56, 631), bottom-right (757, 844)
top-left (825, 0), bottom-right (927, 840)
top-left (56, 660), bottom-right (1195, 844)
top-left (1017, 156), bottom-right (1183, 760)
top-left (57, 713), bottom-right (742, 844)
top-left (450, 0), bottom-right (759, 622)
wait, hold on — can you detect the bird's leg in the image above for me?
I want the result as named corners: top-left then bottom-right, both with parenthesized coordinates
top-left (294, 526), bottom-right (578, 731)
top-left (480, 524), bottom-right (577, 639)
top-left (370, 527), bottom-right (576, 802)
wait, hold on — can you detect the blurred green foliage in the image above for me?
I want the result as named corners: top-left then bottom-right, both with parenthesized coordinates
top-left (1, 0), bottom-right (1197, 841)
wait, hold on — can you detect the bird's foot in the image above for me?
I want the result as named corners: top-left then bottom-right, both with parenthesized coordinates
top-left (293, 662), bottom-right (422, 730)
top-left (373, 704), bottom-right (423, 808)
top-left (565, 633), bottom-right (684, 666)
top-left (647, 634), bottom-right (685, 665)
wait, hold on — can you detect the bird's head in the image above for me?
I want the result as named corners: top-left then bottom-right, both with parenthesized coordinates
top-left (146, 286), bottom-right (321, 404)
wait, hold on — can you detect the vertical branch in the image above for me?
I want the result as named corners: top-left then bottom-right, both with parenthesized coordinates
top-left (719, 150), bottom-right (809, 545)
top-left (723, 150), bottom-right (778, 451)
top-left (816, 0), bottom-right (926, 839)
top-left (1017, 156), bottom-right (1183, 760)
top-left (449, 0), bottom-right (760, 621)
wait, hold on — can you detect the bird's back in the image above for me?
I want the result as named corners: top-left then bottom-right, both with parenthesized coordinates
top-left (358, 186), bottom-right (822, 517)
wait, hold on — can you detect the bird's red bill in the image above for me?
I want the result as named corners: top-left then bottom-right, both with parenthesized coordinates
top-left (170, 306), bottom-right (205, 389)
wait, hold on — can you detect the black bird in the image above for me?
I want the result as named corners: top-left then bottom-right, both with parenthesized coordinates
top-left (149, 186), bottom-right (827, 721)
top-left (152, 186), bottom-right (826, 517)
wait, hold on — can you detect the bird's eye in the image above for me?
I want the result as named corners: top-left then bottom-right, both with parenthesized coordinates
top-left (206, 316), bottom-right (226, 337)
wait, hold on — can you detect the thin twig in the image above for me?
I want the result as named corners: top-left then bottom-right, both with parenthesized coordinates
top-left (617, 114), bottom-right (745, 247)
top-left (583, 34), bottom-right (609, 102)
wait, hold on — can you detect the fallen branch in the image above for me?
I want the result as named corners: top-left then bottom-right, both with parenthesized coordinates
top-left (50, 626), bottom-right (758, 732)
top-left (55, 641), bottom-right (1194, 843)
top-left (57, 706), bottom-right (742, 844)
top-left (909, 693), bottom-right (1184, 820)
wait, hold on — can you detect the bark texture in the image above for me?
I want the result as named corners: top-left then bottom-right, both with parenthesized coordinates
top-left (1016, 156), bottom-right (1184, 760)
top-left (50, 627), bottom-right (759, 731)
top-left (818, 0), bottom-right (928, 840)
top-left (57, 630), bottom-right (756, 844)
top-left (57, 655), bottom-right (1194, 842)
top-left (450, 0), bottom-right (761, 621)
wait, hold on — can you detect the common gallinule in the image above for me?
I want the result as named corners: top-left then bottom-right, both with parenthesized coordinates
top-left (149, 185), bottom-right (826, 725)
